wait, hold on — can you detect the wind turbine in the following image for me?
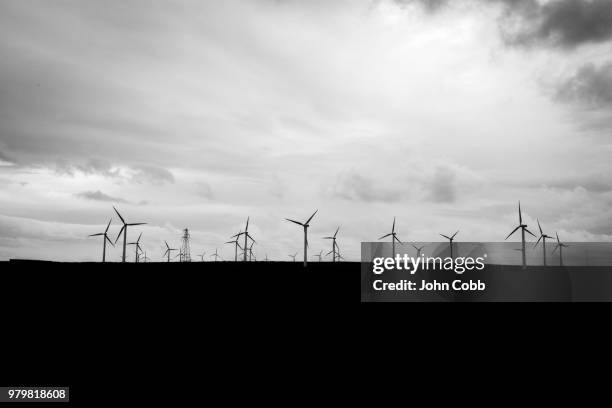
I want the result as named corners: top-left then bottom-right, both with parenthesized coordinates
top-left (440, 231), bottom-right (459, 260)
top-left (379, 217), bottom-right (402, 258)
top-left (248, 241), bottom-right (255, 262)
top-left (89, 219), bottom-right (114, 262)
top-left (323, 227), bottom-right (340, 262)
top-left (534, 219), bottom-right (554, 266)
top-left (412, 244), bottom-right (427, 257)
top-left (141, 252), bottom-right (150, 263)
top-left (127, 232), bottom-right (143, 263)
top-left (226, 233), bottom-right (243, 262)
top-left (313, 250), bottom-right (323, 262)
top-left (552, 232), bottom-right (569, 266)
top-left (505, 201), bottom-right (536, 268)
top-left (235, 218), bottom-right (256, 262)
top-left (289, 252), bottom-right (298, 262)
top-left (163, 241), bottom-right (178, 263)
top-left (264, 254), bottom-right (270, 262)
top-left (210, 248), bottom-right (221, 262)
top-left (198, 252), bottom-right (206, 262)
top-left (113, 206), bottom-right (146, 263)
top-left (285, 210), bottom-right (318, 267)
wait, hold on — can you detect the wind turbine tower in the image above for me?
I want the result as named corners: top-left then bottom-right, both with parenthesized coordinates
top-left (113, 206), bottom-right (146, 263)
top-left (379, 217), bottom-right (403, 258)
top-left (89, 219), bottom-right (114, 262)
top-left (534, 219), bottom-right (554, 266)
top-left (553, 233), bottom-right (569, 267)
top-left (285, 210), bottom-right (318, 267)
top-left (505, 201), bottom-right (536, 269)
top-left (323, 227), bottom-right (340, 262)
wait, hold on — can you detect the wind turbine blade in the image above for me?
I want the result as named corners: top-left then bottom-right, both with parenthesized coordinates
top-left (326, 250), bottom-right (334, 256)
top-left (128, 223), bottom-right (147, 226)
top-left (379, 233), bottom-right (392, 240)
top-left (534, 236), bottom-right (542, 248)
top-left (552, 245), bottom-right (559, 254)
top-left (105, 219), bottom-right (112, 233)
top-left (525, 228), bottom-right (537, 238)
top-left (231, 232), bottom-right (244, 238)
top-left (137, 232), bottom-right (142, 243)
top-left (394, 235), bottom-right (403, 244)
top-left (163, 249), bottom-right (169, 257)
top-left (113, 206), bottom-right (125, 224)
top-left (115, 225), bottom-right (125, 243)
top-left (245, 217), bottom-right (249, 231)
top-left (451, 230), bottom-right (459, 239)
top-left (334, 227), bottom-right (340, 238)
top-left (106, 236), bottom-right (115, 247)
top-left (556, 232), bottom-right (560, 244)
top-left (165, 241), bottom-right (170, 249)
top-left (440, 234), bottom-right (451, 240)
top-left (305, 210), bottom-right (318, 225)
top-left (505, 226), bottom-right (520, 240)
top-left (248, 233), bottom-right (256, 243)
top-left (89, 233), bottom-right (104, 237)
top-left (518, 201), bottom-right (522, 224)
top-left (392, 217), bottom-right (396, 233)
top-left (537, 219), bottom-right (543, 235)
top-left (323, 237), bottom-right (334, 240)
top-left (285, 218), bottom-right (304, 226)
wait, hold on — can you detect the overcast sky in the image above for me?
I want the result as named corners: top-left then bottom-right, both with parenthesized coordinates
top-left (1, 0), bottom-right (611, 261)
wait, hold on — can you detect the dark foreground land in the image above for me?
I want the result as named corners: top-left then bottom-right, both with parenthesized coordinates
top-left (2, 259), bottom-right (611, 403)
top-left (4, 259), bottom-right (612, 302)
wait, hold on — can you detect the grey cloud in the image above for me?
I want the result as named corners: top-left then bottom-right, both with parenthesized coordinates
top-left (130, 165), bottom-right (175, 185)
top-left (510, 0), bottom-right (612, 49)
top-left (331, 172), bottom-right (403, 203)
top-left (543, 174), bottom-right (612, 193)
top-left (406, 0), bottom-right (612, 50)
top-left (196, 182), bottom-right (214, 200)
top-left (555, 62), bottom-right (612, 108)
top-left (75, 190), bottom-right (129, 203)
top-left (428, 166), bottom-right (456, 203)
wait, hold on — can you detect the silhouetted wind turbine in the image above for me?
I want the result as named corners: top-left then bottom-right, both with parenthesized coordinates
top-left (286, 210), bottom-right (318, 267)
top-left (379, 217), bottom-right (402, 258)
top-left (289, 252), bottom-right (298, 262)
top-left (235, 218), bottom-right (256, 262)
top-left (141, 252), bottom-right (150, 263)
top-left (552, 232), bottom-right (569, 267)
top-left (163, 241), bottom-right (178, 263)
top-left (248, 241), bottom-right (255, 262)
top-left (440, 231), bottom-right (459, 260)
top-left (113, 206), bottom-right (146, 263)
top-left (89, 218), bottom-right (114, 262)
top-left (534, 219), bottom-right (554, 266)
top-left (226, 233), bottom-right (243, 262)
top-left (198, 252), bottom-right (206, 262)
top-left (505, 201), bottom-right (536, 268)
top-left (314, 250), bottom-right (323, 262)
top-left (127, 232), bottom-right (143, 263)
top-left (412, 244), bottom-right (427, 257)
top-left (323, 227), bottom-right (340, 262)
top-left (210, 248), bottom-right (221, 262)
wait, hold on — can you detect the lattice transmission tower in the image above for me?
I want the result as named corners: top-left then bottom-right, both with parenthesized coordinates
top-left (180, 228), bottom-right (192, 262)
